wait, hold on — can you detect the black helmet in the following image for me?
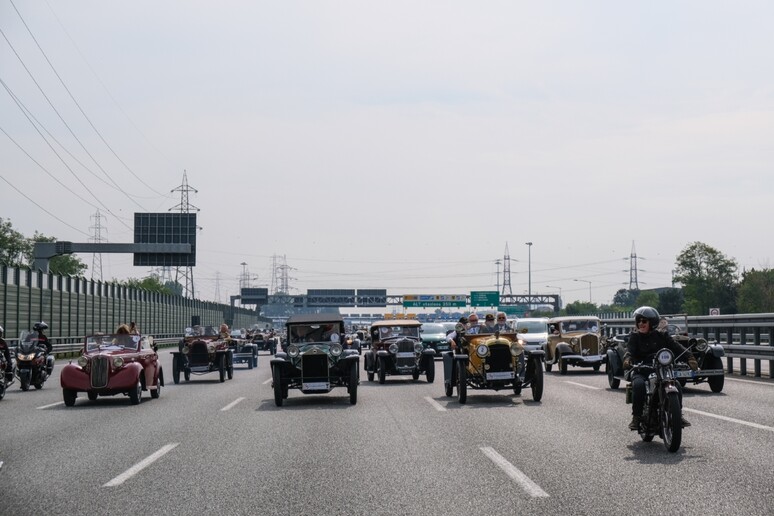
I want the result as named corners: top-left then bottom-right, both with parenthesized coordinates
top-left (33, 321), bottom-right (48, 332)
top-left (0, 324), bottom-right (3, 336)
top-left (633, 306), bottom-right (659, 328)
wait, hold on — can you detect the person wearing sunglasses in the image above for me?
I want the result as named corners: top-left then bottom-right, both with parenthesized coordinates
top-left (494, 312), bottom-right (509, 332)
top-left (623, 306), bottom-right (698, 431)
top-left (466, 313), bottom-right (482, 335)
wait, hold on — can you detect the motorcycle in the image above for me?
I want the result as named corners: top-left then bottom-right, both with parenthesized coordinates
top-left (626, 347), bottom-right (686, 453)
top-left (15, 331), bottom-right (53, 391)
top-left (0, 352), bottom-right (16, 400)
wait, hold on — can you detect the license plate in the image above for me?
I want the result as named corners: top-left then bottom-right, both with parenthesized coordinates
top-left (190, 366), bottom-right (209, 373)
top-left (302, 382), bottom-right (329, 390)
top-left (437, 345), bottom-right (449, 350)
top-left (673, 370), bottom-right (695, 378)
top-left (396, 352), bottom-right (415, 358)
top-left (486, 371), bottom-right (514, 380)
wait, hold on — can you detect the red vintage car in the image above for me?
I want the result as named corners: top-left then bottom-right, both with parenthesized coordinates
top-left (60, 334), bottom-right (163, 406)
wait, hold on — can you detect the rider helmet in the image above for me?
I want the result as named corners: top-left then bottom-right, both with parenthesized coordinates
top-left (633, 306), bottom-right (659, 329)
top-left (33, 321), bottom-right (49, 332)
top-left (0, 324), bottom-right (4, 336)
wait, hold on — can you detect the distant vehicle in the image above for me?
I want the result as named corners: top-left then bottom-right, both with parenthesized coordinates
top-left (440, 322), bottom-right (456, 335)
top-left (420, 323), bottom-right (451, 356)
top-left (364, 320), bottom-right (436, 384)
top-left (172, 326), bottom-right (233, 383)
top-left (514, 318), bottom-right (550, 354)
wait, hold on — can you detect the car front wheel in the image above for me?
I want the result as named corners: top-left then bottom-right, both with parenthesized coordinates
top-left (273, 366), bottom-right (284, 407)
top-left (128, 379), bottom-right (142, 405)
top-left (63, 388), bottom-right (76, 407)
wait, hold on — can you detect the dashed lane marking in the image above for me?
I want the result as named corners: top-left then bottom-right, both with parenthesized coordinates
top-left (725, 377), bottom-right (774, 387)
top-left (37, 401), bottom-right (65, 409)
top-left (221, 397), bottom-right (245, 411)
top-left (103, 443), bottom-right (179, 487)
top-left (563, 381), bottom-right (601, 390)
top-left (424, 396), bottom-right (447, 412)
top-left (262, 378), bottom-right (272, 385)
top-left (480, 447), bottom-right (549, 498)
top-left (683, 408), bottom-right (774, 433)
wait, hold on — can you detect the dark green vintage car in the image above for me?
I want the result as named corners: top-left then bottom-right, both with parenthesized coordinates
top-left (270, 314), bottom-right (359, 406)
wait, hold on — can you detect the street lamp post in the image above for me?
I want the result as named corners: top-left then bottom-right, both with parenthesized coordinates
top-left (574, 279), bottom-right (592, 303)
top-left (525, 242), bottom-right (532, 305)
top-left (545, 285), bottom-right (562, 310)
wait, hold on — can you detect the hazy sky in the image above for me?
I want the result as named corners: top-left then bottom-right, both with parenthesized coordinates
top-left (2, 1), bottom-right (773, 308)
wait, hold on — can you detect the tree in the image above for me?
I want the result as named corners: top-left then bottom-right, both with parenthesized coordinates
top-left (658, 288), bottom-right (684, 314)
top-left (0, 217), bottom-right (31, 266)
top-left (635, 290), bottom-right (659, 309)
top-left (673, 242), bottom-right (738, 315)
top-left (121, 275), bottom-right (175, 295)
top-left (613, 288), bottom-right (638, 308)
top-left (737, 268), bottom-right (774, 313)
top-left (564, 301), bottom-right (598, 315)
top-left (29, 233), bottom-right (87, 277)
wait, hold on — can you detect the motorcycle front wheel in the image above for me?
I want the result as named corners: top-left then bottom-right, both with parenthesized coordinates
top-left (661, 391), bottom-right (682, 453)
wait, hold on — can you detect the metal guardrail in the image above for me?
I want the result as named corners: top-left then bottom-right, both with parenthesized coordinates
top-left (6, 334), bottom-right (183, 359)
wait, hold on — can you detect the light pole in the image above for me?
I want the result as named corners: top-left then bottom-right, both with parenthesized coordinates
top-left (546, 284), bottom-right (562, 310)
top-left (525, 242), bottom-right (532, 305)
top-left (574, 279), bottom-right (592, 303)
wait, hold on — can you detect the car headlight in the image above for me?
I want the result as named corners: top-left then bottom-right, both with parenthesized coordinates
top-left (207, 343), bottom-right (216, 353)
top-left (510, 344), bottom-right (524, 357)
top-left (657, 349), bottom-right (674, 366)
top-left (112, 356), bottom-right (124, 368)
top-left (182, 345), bottom-right (190, 355)
top-left (696, 340), bottom-right (709, 352)
top-left (414, 342), bottom-right (424, 353)
top-left (330, 343), bottom-right (343, 356)
top-left (476, 344), bottom-right (489, 358)
top-left (571, 338), bottom-right (579, 346)
top-left (77, 356), bottom-right (88, 368)
top-left (288, 345), bottom-right (300, 358)
top-left (388, 343), bottom-right (398, 354)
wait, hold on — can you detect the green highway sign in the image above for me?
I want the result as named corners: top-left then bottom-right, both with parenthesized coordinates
top-left (470, 290), bottom-right (499, 307)
top-left (403, 294), bottom-right (467, 308)
top-left (498, 305), bottom-right (526, 316)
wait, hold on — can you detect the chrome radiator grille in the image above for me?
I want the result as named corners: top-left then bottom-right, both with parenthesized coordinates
top-left (90, 356), bottom-right (109, 389)
top-left (189, 342), bottom-right (210, 366)
top-left (302, 353), bottom-right (328, 380)
top-left (580, 334), bottom-right (600, 355)
top-left (396, 339), bottom-right (416, 368)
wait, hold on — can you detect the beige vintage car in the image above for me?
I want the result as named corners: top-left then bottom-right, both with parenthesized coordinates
top-left (544, 316), bottom-right (606, 374)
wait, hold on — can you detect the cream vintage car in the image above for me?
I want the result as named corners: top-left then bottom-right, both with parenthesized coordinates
top-left (544, 316), bottom-right (606, 374)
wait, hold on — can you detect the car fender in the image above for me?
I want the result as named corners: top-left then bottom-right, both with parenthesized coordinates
top-left (376, 350), bottom-right (391, 358)
top-left (274, 352), bottom-right (288, 360)
top-left (339, 354), bottom-right (360, 366)
top-left (421, 349), bottom-right (436, 358)
top-left (454, 354), bottom-right (469, 366)
top-left (556, 343), bottom-right (574, 355)
top-left (363, 350), bottom-right (375, 370)
top-left (525, 348), bottom-right (545, 360)
top-left (60, 363), bottom-right (88, 390)
top-left (709, 344), bottom-right (725, 358)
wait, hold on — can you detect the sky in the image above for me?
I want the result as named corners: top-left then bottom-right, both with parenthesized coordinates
top-left (1, 1), bottom-right (773, 309)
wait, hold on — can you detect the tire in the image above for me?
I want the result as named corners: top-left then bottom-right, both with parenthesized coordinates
top-left (531, 359), bottom-right (544, 402)
top-left (184, 368), bottom-right (190, 382)
top-left (426, 359), bottom-right (435, 383)
top-left (349, 365), bottom-right (358, 405)
top-left (445, 380), bottom-right (453, 397)
top-left (219, 355), bottom-right (226, 383)
top-left (34, 382), bottom-right (43, 390)
top-left (544, 361), bottom-right (552, 373)
top-left (63, 388), bottom-right (76, 407)
top-left (707, 358), bottom-right (724, 393)
top-left (456, 361), bottom-right (467, 404)
top-left (129, 379), bottom-right (142, 405)
top-left (20, 371), bottom-right (30, 391)
top-left (273, 366), bottom-right (283, 407)
top-left (607, 362), bottom-right (620, 389)
top-left (662, 391), bottom-right (682, 453)
top-left (378, 357), bottom-right (387, 385)
top-left (559, 355), bottom-right (568, 375)
top-left (677, 378), bottom-right (687, 388)
top-left (150, 378), bottom-right (161, 399)
top-left (248, 357), bottom-right (254, 370)
top-left (412, 368), bottom-right (420, 381)
top-left (172, 357), bottom-right (180, 384)
top-left (513, 382), bottom-right (522, 396)
top-left (87, 391), bottom-right (98, 401)
top-left (227, 354), bottom-right (234, 380)
top-left (593, 364), bottom-right (601, 372)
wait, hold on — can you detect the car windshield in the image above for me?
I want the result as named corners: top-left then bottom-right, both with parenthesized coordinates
top-left (289, 324), bottom-right (340, 343)
top-left (86, 334), bottom-right (140, 352)
top-left (421, 323), bottom-right (445, 334)
top-left (378, 326), bottom-right (420, 339)
top-left (658, 314), bottom-right (689, 336)
top-left (516, 320), bottom-right (548, 333)
top-left (560, 320), bottom-right (599, 333)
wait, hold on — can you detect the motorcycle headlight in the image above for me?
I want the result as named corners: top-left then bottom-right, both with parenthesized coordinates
top-left (182, 346), bottom-right (190, 355)
top-left (476, 344), bottom-right (489, 358)
top-left (657, 349), bottom-right (674, 366)
top-left (414, 342), bottom-right (424, 353)
top-left (18, 353), bottom-right (33, 361)
top-left (696, 341), bottom-right (709, 353)
top-left (288, 345), bottom-right (300, 358)
top-left (510, 344), bottom-right (524, 357)
top-left (388, 343), bottom-right (398, 354)
top-left (330, 343), bottom-right (343, 357)
top-left (77, 356), bottom-right (88, 368)
top-left (112, 356), bottom-right (124, 368)
top-left (207, 344), bottom-right (216, 353)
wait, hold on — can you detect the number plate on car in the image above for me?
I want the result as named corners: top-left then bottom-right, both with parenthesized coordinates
top-left (673, 370), bottom-right (695, 378)
top-left (396, 352), bottom-right (415, 358)
top-left (302, 382), bottom-right (329, 390)
top-left (486, 371), bottom-right (515, 380)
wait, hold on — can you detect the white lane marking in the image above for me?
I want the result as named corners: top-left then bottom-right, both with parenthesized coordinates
top-left (37, 401), bottom-right (65, 409)
top-left (221, 397), bottom-right (245, 411)
top-left (103, 443), bottom-right (179, 487)
top-left (262, 378), bottom-right (273, 385)
top-left (683, 408), bottom-right (774, 433)
top-left (563, 381), bottom-right (601, 390)
top-left (424, 396), bottom-right (447, 412)
top-left (480, 447), bottom-right (549, 498)
top-left (725, 377), bottom-right (774, 387)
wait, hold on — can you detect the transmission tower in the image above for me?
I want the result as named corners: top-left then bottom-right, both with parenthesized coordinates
top-left (628, 241), bottom-right (640, 290)
top-left (502, 242), bottom-right (513, 295)
top-left (89, 210), bottom-right (107, 281)
top-left (169, 170), bottom-right (199, 298)
top-left (214, 272), bottom-right (222, 303)
top-left (270, 254), bottom-right (293, 294)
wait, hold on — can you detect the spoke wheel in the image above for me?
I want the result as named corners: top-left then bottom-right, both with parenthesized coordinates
top-left (273, 365), bottom-right (284, 407)
top-left (661, 391), bottom-right (682, 453)
top-left (456, 361), bottom-right (467, 404)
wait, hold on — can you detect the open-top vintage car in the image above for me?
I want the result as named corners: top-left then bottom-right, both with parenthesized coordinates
top-left (544, 316), bottom-right (606, 374)
top-left (443, 328), bottom-right (544, 403)
top-left (60, 333), bottom-right (163, 406)
top-left (270, 314), bottom-right (359, 406)
top-left (228, 331), bottom-right (258, 369)
top-left (605, 314), bottom-right (725, 392)
top-left (171, 326), bottom-right (234, 383)
top-left (363, 320), bottom-right (436, 384)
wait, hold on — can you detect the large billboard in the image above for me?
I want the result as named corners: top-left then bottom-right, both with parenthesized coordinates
top-left (133, 213), bottom-right (196, 266)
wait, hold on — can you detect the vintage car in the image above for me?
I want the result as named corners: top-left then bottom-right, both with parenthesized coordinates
top-left (171, 326), bottom-right (234, 383)
top-left (544, 316), bottom-right (606, 374)
top-left (363, 320), bottom-right (436, 384)
top-left (228, 332), bottom-right (258, 369)
top-left (252, 332), bottom-right (278, 355)
top-left (270, 314), bottom-right (359, 406)
top-left (443, 327), bottom-right (544, 403)
top-left (420, 322), bottom-right (451, 357)
top-left (605, 313), bottom-right (725, 392)
top-left (60, 333), bottom-right (163, 406)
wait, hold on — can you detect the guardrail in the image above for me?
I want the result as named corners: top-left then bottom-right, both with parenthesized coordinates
top-left (6, 334), bottom-right (183, 359)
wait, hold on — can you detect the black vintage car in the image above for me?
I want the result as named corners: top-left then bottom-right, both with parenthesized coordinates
top-left (363, 320), bottom-right (436, 384)
top-left (171, 326), bottom-right (234, 383)
top-left (228, 332), bottom-right (258, 369)
top-left (605, 314), bottom-right (725, 392)
top-left (270, 314), bottom-right (359, 406)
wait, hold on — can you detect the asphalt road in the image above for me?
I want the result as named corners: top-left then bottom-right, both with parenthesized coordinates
top-left (1, 350), bottom-right (773, 516)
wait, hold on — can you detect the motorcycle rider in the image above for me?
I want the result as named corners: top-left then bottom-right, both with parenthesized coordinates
top-left (0, 325), bottom-right (14, 382)
top-left (32, 321), bottom-right (55, 375)
top-left (623, 306), bottom-right (698, 431)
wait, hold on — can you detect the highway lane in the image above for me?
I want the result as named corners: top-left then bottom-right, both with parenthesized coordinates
top-left (1, 351), bottom-right (773, 515)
